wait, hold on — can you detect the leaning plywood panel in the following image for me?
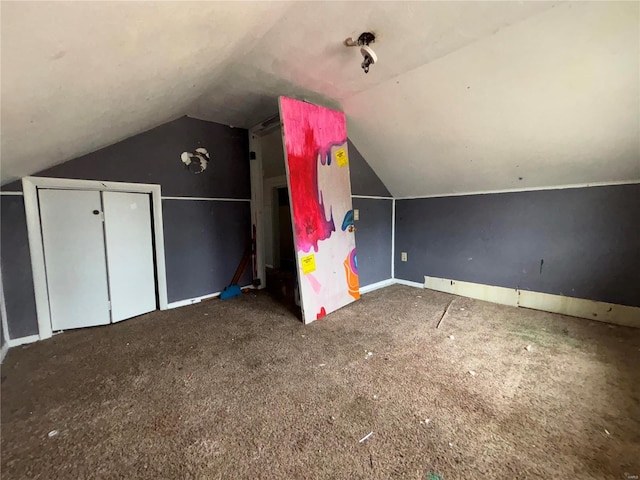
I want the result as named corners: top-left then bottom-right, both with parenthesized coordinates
top-left (279, 97), bottom-right (359, 323)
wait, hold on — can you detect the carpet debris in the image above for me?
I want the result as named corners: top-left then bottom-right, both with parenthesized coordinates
top-left (437, 300), bottom-right (454, 329)
top-left (525, 345), bottom-right (532, 352)
top-left (365, 351), bottom-right (373, 359)
top-left (359, 432), bottom-right (373, 443)
top-left (469, 370), bottom-right (477, 377)
top-left (47, 430), bottom-right (59, 438)
top-left (604, 429), bottom-right (610, 435)
top-left (449, 335), bottom-right (455, 340)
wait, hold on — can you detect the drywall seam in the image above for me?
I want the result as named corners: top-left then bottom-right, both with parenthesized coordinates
top-left (167, 284), bottom-right (255, 309)
top-left (395, 180), bottom-right (640, 200)
top-left (161, 196), bottom-right (251, 202)
top-left (424, 275), bottom-right (640, 328)
top-left (360, 278), bottom-right (395, 294)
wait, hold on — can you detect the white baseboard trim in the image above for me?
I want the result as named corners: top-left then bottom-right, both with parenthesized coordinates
top-left (394, 279), bottom-right (425, 289)
top-left (424, 275), bottom-right (640, 328)
top-left (360, 278), bottom-right (395, 294)
top-left (167, 284), bottom-right (255, 309)
top-left (8, 334), bottom-right (40, 347)
top-left (0, 342), bottom-right (9, 363)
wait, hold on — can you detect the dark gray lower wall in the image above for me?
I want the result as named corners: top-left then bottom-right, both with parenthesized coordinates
top-left (162, 200), bottom-right (252, 302)
top-left (353, 198), bottom-right (393, 287)
top-left (395, 184), bottom-right (640, 307)
top-left (1, 195), bottom-right (39, 338)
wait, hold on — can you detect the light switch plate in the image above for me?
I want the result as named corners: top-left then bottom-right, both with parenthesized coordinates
top-left (353, 209), bottom-right (359, 221)
top-left (401, 252), bottom-right (408, 262)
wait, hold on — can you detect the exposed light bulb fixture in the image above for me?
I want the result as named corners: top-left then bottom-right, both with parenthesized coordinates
top-left (344, 32), bottom-right (378, 74)
top-left (181, 147), bottom-right (210, 174)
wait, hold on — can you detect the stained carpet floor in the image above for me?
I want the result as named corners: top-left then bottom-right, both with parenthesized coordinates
top-left (1, 285), bottom-right (639, 479)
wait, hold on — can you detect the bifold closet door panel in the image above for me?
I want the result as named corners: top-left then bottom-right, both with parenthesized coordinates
top-left (39, 189), bottom-right (111, 330)
top-left (103, 191), bottom-right (156, 322)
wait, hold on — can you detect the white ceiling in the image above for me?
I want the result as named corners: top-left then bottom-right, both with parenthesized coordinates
top-left (2, 1), bottom-right (638, 196)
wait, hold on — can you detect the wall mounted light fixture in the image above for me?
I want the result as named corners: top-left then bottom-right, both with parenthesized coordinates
top-left (181, 148), bottom-right (210, 174)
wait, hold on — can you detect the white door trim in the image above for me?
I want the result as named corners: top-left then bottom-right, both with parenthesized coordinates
top-left (0, 263), bottom-right (10, 345)
top-left (264, 175), bottom-right (288, 269)
top-left (22, 176), bottom-right (168, 340)
top-left (249, 119), bottom-right (278, 289)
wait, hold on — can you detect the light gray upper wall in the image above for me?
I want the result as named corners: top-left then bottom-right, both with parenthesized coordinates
top-left (395, 184), bottom-right (640, 307)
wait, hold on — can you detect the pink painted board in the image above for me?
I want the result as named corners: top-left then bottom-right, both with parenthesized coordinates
top-left (279, 96), bottom-right (360, 323)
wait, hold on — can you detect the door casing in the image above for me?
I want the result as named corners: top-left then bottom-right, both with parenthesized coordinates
top-left (22, 176), bottom-right (168, 340)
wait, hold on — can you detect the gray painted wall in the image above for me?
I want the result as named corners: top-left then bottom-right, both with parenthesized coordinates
top-left (0, 196), bottom-right (39, 338)
top-left (163, 200), bottom-right (252, 302)
top-left (349, 140), bottom-right (391, 198)
top-left (0, 116), bottom-right (251, 339)
top-left (2, 116), bottom-right (250, 198)
top-left (395, 184), bottom-right (640, 307)
top-left (353, 198), bottom-right (393, 287)
top-left (348, 140), bottom-right (393, 288)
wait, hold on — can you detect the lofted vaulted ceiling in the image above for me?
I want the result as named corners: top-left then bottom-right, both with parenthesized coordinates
top-left (2, 1), bottom-right (638, 196)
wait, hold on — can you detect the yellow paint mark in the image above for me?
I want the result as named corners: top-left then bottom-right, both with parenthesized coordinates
top-left (335, 148), bottom-right (348, 168)
top-left (301, 254), bottom-right (316, 275)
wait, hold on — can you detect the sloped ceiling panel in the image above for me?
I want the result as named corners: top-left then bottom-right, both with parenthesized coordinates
top-left (2, 1), bottom-right (637, 196)
top-left (344, 2), bottom-right (640, 197)
top-left (0, 1), bottom-right (292, 184)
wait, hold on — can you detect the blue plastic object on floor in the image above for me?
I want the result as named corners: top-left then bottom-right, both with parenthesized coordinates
top-left (220, 284), bottom-right (242, 300)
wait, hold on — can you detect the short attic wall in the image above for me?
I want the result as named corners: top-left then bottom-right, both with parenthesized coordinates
top-left (0, 116), bottom-right (253, 339)
top-left (0, 117), bottom-right (395, 340)
top-left (348, 141), bottom-right (393, 287)
top-left (394, 184), bottom-right (640, 309)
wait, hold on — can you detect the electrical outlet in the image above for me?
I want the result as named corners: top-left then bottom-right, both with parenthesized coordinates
top-left (353, 209), bottom-right (359, 221)
top-left (401, 252), bottom-right (408, 262)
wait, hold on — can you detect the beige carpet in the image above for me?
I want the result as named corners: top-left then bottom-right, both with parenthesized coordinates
top-left (2, 285), bottom-right (639, 479)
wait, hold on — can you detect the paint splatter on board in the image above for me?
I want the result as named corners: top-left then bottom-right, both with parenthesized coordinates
top-left (344, 249), bottom-right (360, 300)
top-left (280, 98), bottom-right (349, 253)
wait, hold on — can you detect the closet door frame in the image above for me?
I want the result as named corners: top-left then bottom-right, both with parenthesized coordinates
top-left (22, 176), bottom-right (168, 340)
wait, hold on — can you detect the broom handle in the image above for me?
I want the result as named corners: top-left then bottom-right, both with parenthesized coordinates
top-left (230, 245), bottom-right (252, 285)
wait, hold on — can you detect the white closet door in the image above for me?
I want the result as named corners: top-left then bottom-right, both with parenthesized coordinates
top-left (39, 189), bottom-right (111, 330)
top-left (103, 191), bottom-right (156, 322)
